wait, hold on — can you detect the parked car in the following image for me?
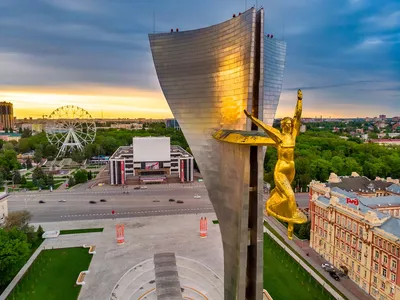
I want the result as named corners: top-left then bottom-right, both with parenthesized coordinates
top-left (59, 199), bottom-right (66, 202)
top-left (194, 194), bottom-right (201, 199)
top-left (134, 187), bottom-right (140, 190)
top-left (177, 200), bottom-right (184, 204)
top-left (140, 186), bottom-right (147, 190)
top-left (169, 198), bottom-right (175, 202)
top-left (153, 199), bottom-right (160, 202)
top-left (329, 271), bottom-right (340, 281)
top-left (89, 200), bottom-right (97, 204)
top-left (39, 200), bottom-right (45, 204)
top-left (100, 199), bottom-right (107, 202)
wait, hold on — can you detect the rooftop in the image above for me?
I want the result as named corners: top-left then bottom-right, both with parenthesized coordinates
top-left (379, 218), bottom-right (400, 239)
top-left (327, 175), bottom-right (393, 193)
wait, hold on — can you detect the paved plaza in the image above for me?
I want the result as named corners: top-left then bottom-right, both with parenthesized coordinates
top-left (32, 213), bottom-right (223, 300)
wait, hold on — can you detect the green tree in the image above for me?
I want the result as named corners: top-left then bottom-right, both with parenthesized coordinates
top-left (33, 149), bottom-right (43, 164)
top-left (32, 167), bottom-right (45, 186)
top-left (12, 170), bottom-right (21, 184)
top-left (71, 150), bottom-right (84, 163)
top-left (43, 144), bottom-right (58, 158)
top-left (68, 176), bottom-right (75, 187)
top-left (37, 178), bottom-right (45, 188)
top-left (26, 158), bottom-right (33, 169)
top-left (21, 128), bottom-right (32, 138)
top-left (36, 225), bottom-right (45, 240)
top-left (88, 170), bottom-right (93, 180)
top-left (20, 175), bottom-right (27, 185)
top-left (47, 174), bottom-right (54, 187)
top-left (74, 169), bottom-right (88, 184)
top-left (0, 228), bottom-right (31, 288)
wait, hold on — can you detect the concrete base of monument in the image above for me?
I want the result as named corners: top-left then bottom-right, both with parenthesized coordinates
top-left (110, 255), bottom-right (223, 300)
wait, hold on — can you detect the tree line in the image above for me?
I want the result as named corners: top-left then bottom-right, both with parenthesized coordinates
top-left (0, 211), bottom-right (44, 293)
top-left (264, 130), bottom-right (400, 190)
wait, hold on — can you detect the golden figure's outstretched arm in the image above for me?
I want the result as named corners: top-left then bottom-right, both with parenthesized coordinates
top-left (292, 89), bottom-right (303, 136)
top-left (213, 129), bottom-right (277, 146)
top-left (244, 110), bottom-right (282, 144)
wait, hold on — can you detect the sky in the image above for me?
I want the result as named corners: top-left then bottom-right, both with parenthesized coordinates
top-left (0, 0), bottom-right (399, 119)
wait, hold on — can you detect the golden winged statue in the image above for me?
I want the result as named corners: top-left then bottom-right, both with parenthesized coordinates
top-left (213, 89), bottom-right (307, 239)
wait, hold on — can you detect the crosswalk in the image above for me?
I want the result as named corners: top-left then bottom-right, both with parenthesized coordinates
top-left (60, 207), bottom-right (214, 218)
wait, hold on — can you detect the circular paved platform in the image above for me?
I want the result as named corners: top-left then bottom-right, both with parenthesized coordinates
top-left (110, 256), bottom-right (223, 300)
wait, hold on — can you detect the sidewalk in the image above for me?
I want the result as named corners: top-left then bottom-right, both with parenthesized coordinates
top-left (265, 215), bottom-right (373, 300)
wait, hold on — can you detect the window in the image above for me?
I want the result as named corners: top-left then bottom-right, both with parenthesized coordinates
top-left (353, 237), bottom-right (357, 246)
top-left (359, 227), bottom-right (363, 236)
top-left (364, 270), bottom-right (367, 278)
top-left (381, 282), bottom-right (385, 290)
top-left (358, 252), bottom-right (361, 261)
top-left (342, 231), bottom-right (345, 239)
top-left (373, 276), bottom-right (377, 283)
top-left (342, 216), bottom-right (345, 226)
top-left (359, 241), bottom-right (362, 250)
top-left (337, 215), bottom-right (340, 223)
top-left (347, 246), bottom-right (350, 253)
top-left (382, 268), bottom-right (387, 277)
top-left (383, 255), bottom-right (388, 264)
top-left (375, 250), bottom-right (380, 259)
top-left (357, 265), bottom-right (360, 272)
top-left (391, 273), bottom-right (396, 282)
top-left (391, 260), bottom-right (397, 269)
top-left (353, 223), bottom-right (357, 232)
top-left (390, 287), bottom-right (395, 294)
top-left (347, 219), bottom-right (351, 229)
top-left (375, 263), bottom-right (379, 272)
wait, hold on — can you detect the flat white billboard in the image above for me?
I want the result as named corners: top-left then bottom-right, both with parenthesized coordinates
top-left (133, 137), bottom-right (170, 162)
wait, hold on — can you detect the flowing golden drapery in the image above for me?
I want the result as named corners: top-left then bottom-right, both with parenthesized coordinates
top-left (213, 89), bottom-right (307, 239)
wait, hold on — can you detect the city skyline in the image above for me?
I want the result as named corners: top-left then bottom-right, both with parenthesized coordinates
top-left (0, 0), bottom-right (399, 119)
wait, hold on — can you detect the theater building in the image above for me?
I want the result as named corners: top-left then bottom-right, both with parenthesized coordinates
top-left (109, 137), bottom-right (194, 185)
top-left (309, 174), bottom-right (400, 300)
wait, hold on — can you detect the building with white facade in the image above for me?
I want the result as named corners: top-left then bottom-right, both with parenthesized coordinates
top-left (109, 137), bottom-right (194, 185)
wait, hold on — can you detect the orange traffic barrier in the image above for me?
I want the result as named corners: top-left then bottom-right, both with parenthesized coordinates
top-left (200, 217), bottom-right (208, 238)
top-left (116, 224), bottom-right (125, 245)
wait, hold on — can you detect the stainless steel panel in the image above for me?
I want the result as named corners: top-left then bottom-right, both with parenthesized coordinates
top-left (149, 7), bottom-right (285, 300)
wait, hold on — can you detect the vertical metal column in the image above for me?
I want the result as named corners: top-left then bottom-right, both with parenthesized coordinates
top-left (246, 8), bottom-right (264, 300)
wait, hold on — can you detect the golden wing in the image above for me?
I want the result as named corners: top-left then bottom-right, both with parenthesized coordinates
top-left (212, 129), bottom-right (277, 146)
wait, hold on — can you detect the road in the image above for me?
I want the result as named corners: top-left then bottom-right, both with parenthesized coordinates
top-left (7, 185), bottom-right (214, 222)
top-left (7, 183), bottom-right (310, 223)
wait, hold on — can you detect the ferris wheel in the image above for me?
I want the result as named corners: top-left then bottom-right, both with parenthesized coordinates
top-left (45, 105), bottom-right (96, 158)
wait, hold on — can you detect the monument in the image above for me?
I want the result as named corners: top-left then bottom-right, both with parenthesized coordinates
top-left (214, 90), bottom-right (307, 240)
top-left (149, 7), bottom-right (287, 300)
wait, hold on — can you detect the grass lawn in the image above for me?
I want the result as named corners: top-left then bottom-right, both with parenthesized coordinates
top-left (60, 228), bottom-right (104, 235)
top-left (264, 221), bottom-right (347, 299)
top-left (264, 233), bottom-right (337, 300)
top-left (8, 247), bottom-right (93, 300)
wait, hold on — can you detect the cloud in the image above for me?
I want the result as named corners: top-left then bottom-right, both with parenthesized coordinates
top-left (363, 9), bottom-right (400, 29)
top-left (0, 0), bottom-right (399, 118)
top-left (40, 0), bottom-right (103, 13)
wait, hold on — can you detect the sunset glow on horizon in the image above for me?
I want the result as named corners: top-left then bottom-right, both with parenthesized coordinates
top-left (0, 85), bottom-right (383, 120)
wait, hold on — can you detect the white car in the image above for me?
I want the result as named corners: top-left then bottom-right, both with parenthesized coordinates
top-left (59, 199), bottom-right (66, 202)
top-left (140, 186), bottom-right (148, 190)
top-left (194, 194), bottom-right (201, 199)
